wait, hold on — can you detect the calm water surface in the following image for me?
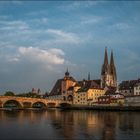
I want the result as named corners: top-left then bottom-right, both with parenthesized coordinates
top-left (0, 109), bottom-right (140, 140)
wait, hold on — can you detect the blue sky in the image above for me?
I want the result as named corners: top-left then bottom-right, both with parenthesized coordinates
top-left (0, 1), bottom-right (140, 94)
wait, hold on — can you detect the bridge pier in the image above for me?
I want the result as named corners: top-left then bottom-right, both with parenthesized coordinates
top-left (23, 102), bottom-right (32, 108)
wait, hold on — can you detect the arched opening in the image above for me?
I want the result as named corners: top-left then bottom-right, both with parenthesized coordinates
top-left (47, 103), bottom-right (56, 108)
top-left (32, 102), bottom-right (47, 109)
top-left (23, 102), bottom-right (32, 108)
top-left (3, 100), bottom-right (22, 109)
top-left (67, 95), bottom-right (73, 102)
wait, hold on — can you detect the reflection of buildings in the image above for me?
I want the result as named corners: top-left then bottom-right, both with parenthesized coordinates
top-left (100, 112), bottom-right (117, 140)
top-left (47, 110), bottom-right (120, 140)
top-left (0, 110), bottom-right (140, 139)
top-left (0, 110), bottom-right (48, 124)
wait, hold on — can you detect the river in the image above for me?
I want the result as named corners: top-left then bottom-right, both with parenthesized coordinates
top-left (0, 109), bottom-right (140, 140)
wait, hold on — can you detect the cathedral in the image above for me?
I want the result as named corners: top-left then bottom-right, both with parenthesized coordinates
top-left (101, 47), bottom-right (117, 88)
top-left (49, 47), bottom-right (117, 102)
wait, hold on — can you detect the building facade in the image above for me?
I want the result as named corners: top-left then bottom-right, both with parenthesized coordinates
top-left (87, 88), bottom-right (106, 105)
top-left (119, 79), bottom-right (140, 96)
top-left (125, 95), bottom-right (140, 106)
top-left (134, 82), bottom-right (140, 95)
top-left (74, 91), bottom-right (87, 105)
top-left (49, 69), bottom-right (76, 102)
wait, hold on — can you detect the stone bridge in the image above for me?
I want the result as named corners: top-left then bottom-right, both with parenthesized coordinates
top-left (0, 96), bottom-right (71, 109)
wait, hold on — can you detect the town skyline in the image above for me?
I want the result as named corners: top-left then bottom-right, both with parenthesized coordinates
top-left (0, 1), bottom-right (140, 94)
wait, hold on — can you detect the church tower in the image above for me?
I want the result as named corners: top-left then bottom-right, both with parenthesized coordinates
top-left (101, 47), bottom-right (110, 88)
top-left (109, 50), bottom-right (117, 87)
top-left (101, 48), bottom-right (117, 88)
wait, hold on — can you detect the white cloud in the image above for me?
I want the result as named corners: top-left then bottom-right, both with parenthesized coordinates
top-left (111, 23), bottom-right (133, 30)
top-left (47, 29), bottom-right (80, 44)
top-left (28, 17), bottom-right (48, 25)
top-left (18, 47), bottom-right (65, 65)
top-left (0, 46), bottom-right (65, 66)
top-left (80, 16), bottom-right (103, 25)
top-left (59, 1), bottom-right (99, 11)
top-left (0, 20), bottom-right (29, 30)
top-left (11, 0), bottom-right (23, 5)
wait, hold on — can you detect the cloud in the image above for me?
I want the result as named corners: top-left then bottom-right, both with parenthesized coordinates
top-left (0, 17), bottom-right (81, 48)
top-left (47, 29), bottom-right (81, 45)
top-left (59, 1), bottom-right (100, 11)
top-left (28, 17), bottom-right (48, 25)
top-left (80, 16), bottom-right (103, 25)
top-left (18, 47), bottom-right (65, 65)
top-left (0, 46), bottom-right (65, 65)
top-left (11, 0), bottom-right (23, 5)
top-left (0, 20), bottom-right (29, 30)
top-left (110, 23), bottom-right (133, 30)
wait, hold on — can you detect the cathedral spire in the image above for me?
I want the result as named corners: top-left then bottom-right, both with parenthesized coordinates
top-left (88, 72), bottom-right (90, 81)
top-left (101, 47), bottom-right (109, 75)
top-left (110, 50), bottom-right (114, 67)
top-left (104, 47), bottom-right (109, 65)
top-left (110, 50), bottom-right (116, 75)
top-left (110, 50), bottom-right (117, 85)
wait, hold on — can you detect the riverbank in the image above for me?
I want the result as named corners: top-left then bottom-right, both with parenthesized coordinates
top-left (0, 108), bottom-right (48, 111)
top-left (1, 105), bottom-right (140, 111)
top-left (60, 105), bottom-right (140, 111)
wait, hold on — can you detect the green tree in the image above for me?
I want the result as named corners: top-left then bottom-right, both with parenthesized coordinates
top-left (4, 91), bottom-right (15, 96)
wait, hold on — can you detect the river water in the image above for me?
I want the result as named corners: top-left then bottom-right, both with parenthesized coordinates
top-left (0, 109), bottom-right (140, 140)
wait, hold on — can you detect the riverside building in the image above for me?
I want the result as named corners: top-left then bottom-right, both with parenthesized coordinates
top-left (49, 48), bottom-right (118, 105)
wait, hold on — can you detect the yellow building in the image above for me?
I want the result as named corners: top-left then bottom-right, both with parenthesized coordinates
top-left (87, 88), bottom-right (106, 105)
top-left (73, 80), bottom-right (105, 105)
top-left (74, 90), bottom-right (88, 105)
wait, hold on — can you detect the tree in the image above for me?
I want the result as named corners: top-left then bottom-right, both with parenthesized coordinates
top-left (4, 91), bottom-right (15, 96)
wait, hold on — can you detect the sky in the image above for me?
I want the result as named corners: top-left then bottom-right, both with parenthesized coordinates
top-left (0, 1), bottom-right (140, 94)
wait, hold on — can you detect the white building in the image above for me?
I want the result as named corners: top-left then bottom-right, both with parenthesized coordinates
top-left (134, 82), bottom-right (140, 96)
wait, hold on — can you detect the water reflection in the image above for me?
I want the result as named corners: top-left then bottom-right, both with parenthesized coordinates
top-left (0, 110), bottom-right (140, 140)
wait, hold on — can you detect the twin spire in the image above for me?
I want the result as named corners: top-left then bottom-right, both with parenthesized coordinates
top-left (101, 47), bottom-right (117, 88)
top-left (102, 47), bottom-right (115, 75)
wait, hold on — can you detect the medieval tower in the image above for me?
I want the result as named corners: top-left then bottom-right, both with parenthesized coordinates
top-left (101, 47), bottom-right (117, 88)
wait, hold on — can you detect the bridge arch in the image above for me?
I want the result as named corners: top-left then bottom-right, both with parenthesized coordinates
top-left (32, 101), bottom-right (47, 109)
top-left (3, 100), bottom-right (23, 109)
